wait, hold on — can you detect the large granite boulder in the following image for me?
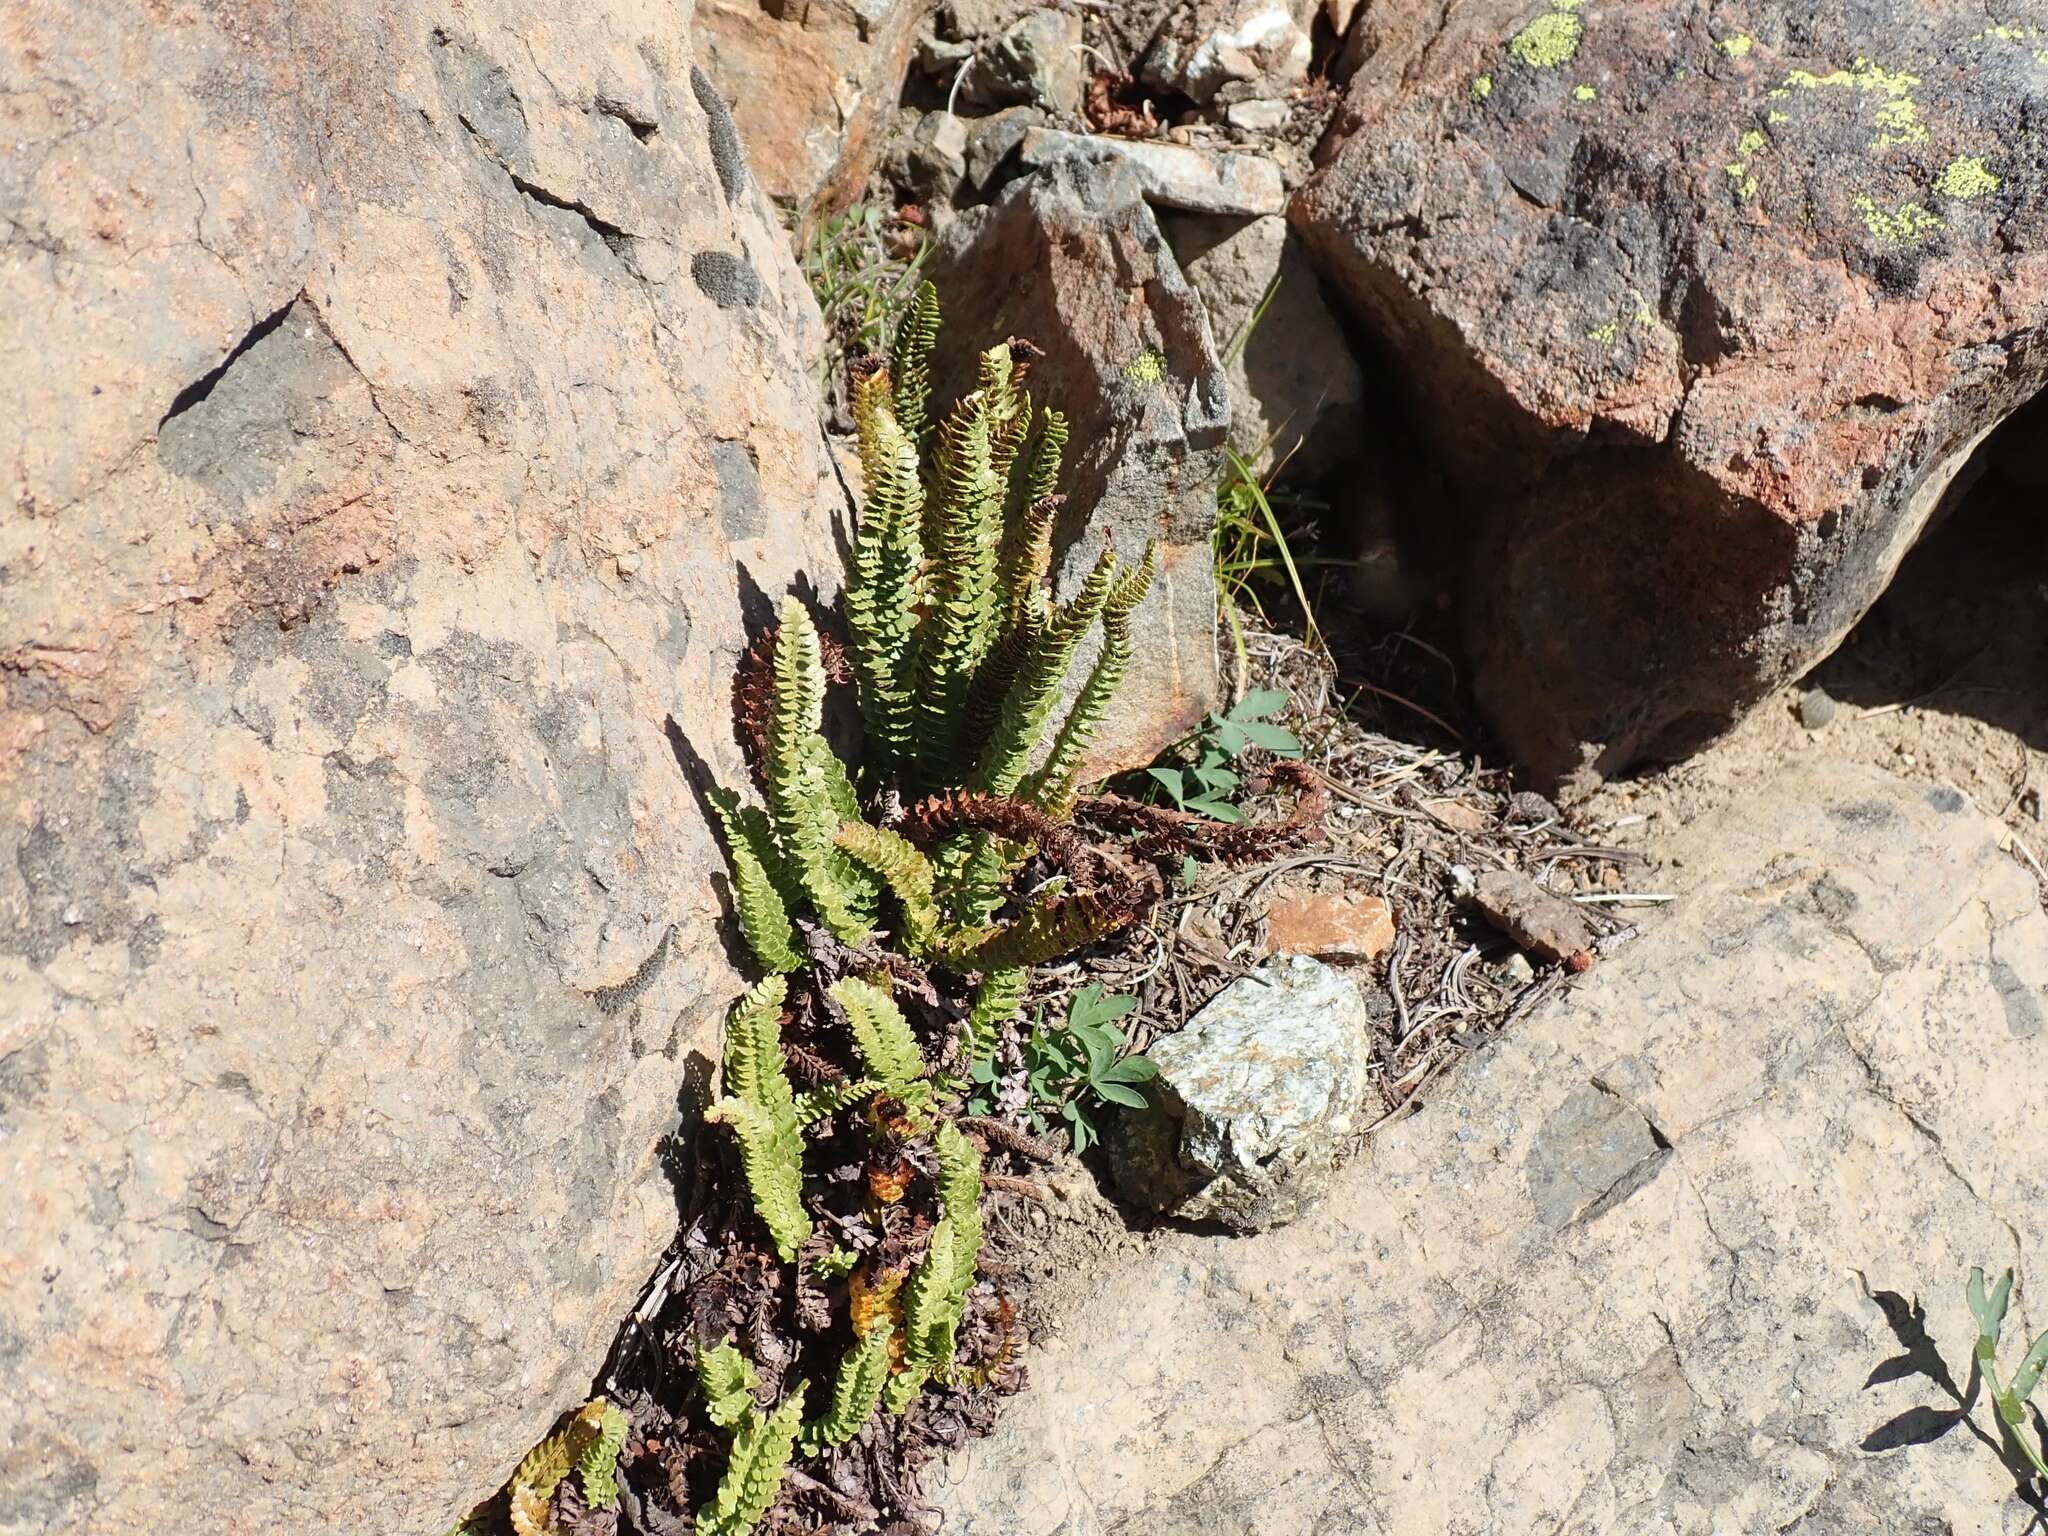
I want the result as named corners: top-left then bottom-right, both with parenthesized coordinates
top-left (937, 759), bottom-right (2048, 1532)
top-left (1295, 1), bottom-right (2048, 793)
top-left (928, 155), bottom-right (1228, 774)
top-left (0, 2), bottom-right (844, 1532)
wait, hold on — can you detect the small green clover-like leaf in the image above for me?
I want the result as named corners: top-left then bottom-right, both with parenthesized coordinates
top-left (1068, 983), bottom-right (1138, 1031)
top-left (1229, 688), bottom-right (1289, 722)
top-left (1180, 854), bottom-right (1200, 884)
top-left (1237, 719), bottom-right (1303, 756)
top-left (1092, 1079), bottom-right (1149, 1109)
top-left (1971, 1267), bottom-right (2015, 1344)
top-left (2013, 1329), bottom-right (2048, 1402)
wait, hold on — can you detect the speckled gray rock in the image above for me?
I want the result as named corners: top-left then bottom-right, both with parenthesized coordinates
top-left (927, 154), bottom-right (1226, 776)
top-left (940, 761), bottom-right (2048, 1534)
top-left (1110, 956), bottom-right (1375, 1230)
top-left (0, 2), bottom-right (843, 1532)
top-left (1019, 128), bottom-right (1288, 217)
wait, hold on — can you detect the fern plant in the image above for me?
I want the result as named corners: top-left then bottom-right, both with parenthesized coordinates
top-left (678, 284), bottom-right (1161, 1534)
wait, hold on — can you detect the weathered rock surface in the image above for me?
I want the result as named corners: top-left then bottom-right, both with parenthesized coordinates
top-left (941, 761), bottom-right (2048, 1531)
top-left (1021, 128), bottom-right (1288, 217)
top-left (0, 3), bottom-right (844, 1532)
top-left (696, 0), bottom-right (931, 214)
top-left (1141, 0), bottom-right (1319, 104)
top-left (1294, 3), bottom-right (2048, 793)
top-left (1261, 889), bottom-right (1396, 960)
top-left (1163, 212), bottom-right (1368, 478)
top-left (1110, 956), bottom-right (1376, 1230)
top-left (962, 8), bottom-right (1085, 116)
top-left (928, 156), bottom-right (1227, 774)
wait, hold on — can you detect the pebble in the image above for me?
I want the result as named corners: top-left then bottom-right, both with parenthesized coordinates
top-left (1797, 685), bottom-right (1837, 730)
top-left (1224, 99), bottom-right (1291, 133)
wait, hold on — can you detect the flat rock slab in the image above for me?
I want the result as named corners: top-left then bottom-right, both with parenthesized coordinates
top-left (938, 761), bottom-right (2048, 1533)
top-left (1294, 2), bottom-right (2048, 792)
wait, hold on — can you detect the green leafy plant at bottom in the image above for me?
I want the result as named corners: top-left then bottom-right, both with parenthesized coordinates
top-left (1968, 1265), bottom-right (2048, 1483)
top-left (972, 983), bottom-right (1158, 1154)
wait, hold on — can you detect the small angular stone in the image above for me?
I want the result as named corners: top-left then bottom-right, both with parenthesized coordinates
top-left (1107, 956), bottom-right (1374, 1231)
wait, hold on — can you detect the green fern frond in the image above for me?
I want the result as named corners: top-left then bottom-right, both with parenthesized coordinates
top-left (933, 1119), bottom-right (984, 1324)
top-left (763, 599), bottom-right (873, 941)
top-left (995, 410), bottom-right (1067, 628)
top-left (801, 1320), bottom-right (895, 1453)
top-left (830, 975), bottom-right (927, 1098)
top-left (902, 1213), bottom-right (962, 1375)
top-left (706, 788), bottom-right (803, 972)
top-left (577, 1402), bottom-right (630, 1510)
top-left (708, 1097), bottom-right (810, 1262)
top-left (707, 977), bottom-right (809, 1261)
top-left (718, 976), bottom-right (795, 1123)
top-left (912, 387), bottom-right (1006, 780)
top-left (847, 368), bottom-right (925, 776)
top-left (883, 1362), bottom-right (928, 1413)
top-left (968, 547), bottom-right (1119, 798)
top-left (1029, 542), bottom-right (1158, 816)
top-left (964, 966), bottom-right (1025, 1068)
top-left (890, 280), bottom-right (942, 452)
top-left (835, 820), bottom-right (940, 954)
top-left (700, 1382), bottom-right (807, 1536)
top-left (792, 1075), bottom-right (880, 1126)
top-left (970, 890), bottom-right (1128, 970)
top-left (697, 1340), bottom-right (761, 1429)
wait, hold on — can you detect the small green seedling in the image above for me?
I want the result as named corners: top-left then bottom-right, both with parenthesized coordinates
top-left (1968, 1266), bottom-right (2048, 1482)
top-left (972, 985), bottom-right (1156, 1152)
top-left (1145, 690), bottom-right (1303, 823)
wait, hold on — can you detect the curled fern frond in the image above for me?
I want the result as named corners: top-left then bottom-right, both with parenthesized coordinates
top-left (898, 790), bottom-right (1082, 869)
top-left (1030, 541), bottom-right (1158, 817)
top-left (706, 787), bottom-right (803, 972)
top-left (802, 1319), bottom-right (895, 1453)
top-left (969, 546), bottom-right (1119, 798)
top-left (699, 1382), bottom-right (808, 1536)
top-left (829, 975), bottom-right (927, 1099)
top-left (834, 820), bottom-right (940, 955)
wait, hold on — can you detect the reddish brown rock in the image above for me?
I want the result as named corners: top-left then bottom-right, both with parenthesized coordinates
top-left (1264, 889), bottom-right (1397, 960)
top-left (0, 1), bottom-right (843, 1531)
top-left (1295, 1), bottom-right (2048, 793)
top-left (695, 0), bottom-right (932, 216)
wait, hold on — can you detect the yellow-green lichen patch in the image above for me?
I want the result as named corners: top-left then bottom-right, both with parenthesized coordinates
top-left (1853, 195), bottom-right (1943, 249)
top-left (1472, 74), bottom-right (1494, 100)
top-left (1934, 155), bottom-right (2000, 200)
top-left (1572, 84), bottom-right (1597, 101)
top-left (1509, 8), bottom-right (1583, 69)
top-left (1718, 33), bottom-right (1755, 59)
top-left (1124, 350), bottom-right (1166, 386)
top-left (1778, 59), bottom-right (1927, 152)
top-left (1587, 319), bottom-right (1620, 346)
top-left (1724, 129), bottom-right (1768, 200)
